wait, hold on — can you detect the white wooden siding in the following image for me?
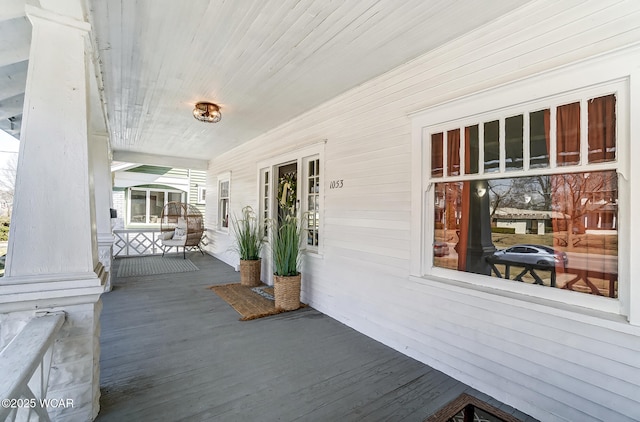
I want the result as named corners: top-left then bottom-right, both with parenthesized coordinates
top-left (188, 169), bottom-right (206, 216)
top-left (206, 1), bottom-right (640, 421)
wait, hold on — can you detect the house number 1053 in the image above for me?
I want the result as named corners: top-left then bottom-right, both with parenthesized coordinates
top-left (329, 180), bottom-right (344, 189)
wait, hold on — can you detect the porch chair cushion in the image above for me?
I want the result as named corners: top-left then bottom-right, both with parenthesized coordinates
top-left (160, 231), bottom-right (174, 241)
top-left (173, 227), bottom-right (187, 241)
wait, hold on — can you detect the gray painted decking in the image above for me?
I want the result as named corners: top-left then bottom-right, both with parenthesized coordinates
top-left (97, 253), bottom-right (536, 422)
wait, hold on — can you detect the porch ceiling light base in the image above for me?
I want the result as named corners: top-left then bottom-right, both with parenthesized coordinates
top-left (193, 102), bottom-right (221, 123)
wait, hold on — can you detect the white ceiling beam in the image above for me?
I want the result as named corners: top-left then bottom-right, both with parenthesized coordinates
top-left (0, 17), bottom-right (30, 68)
top-left (0, 62), bottom-right (27, 101)
top-left (0, 93), bottom-right (23, 120)
top-left (112, 150), bottom-right (209, 171)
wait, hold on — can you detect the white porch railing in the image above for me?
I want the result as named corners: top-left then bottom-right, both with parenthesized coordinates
top-left (0, 312), bottom-right (65, 422)
top-left (113, 229), bottom-right (209, 258)
top-left (113, 229), bottom-right (164, 257)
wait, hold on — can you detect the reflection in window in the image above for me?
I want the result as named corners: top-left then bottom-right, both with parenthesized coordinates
top-left (484, 120), bottom-right (500, 173)
top-left (557, 102), bottom-right (581, 166)
top-left (447, 129), bottom-right (460, 176)
top-left (588, 94), bottom-right (616, 163)
top-left (130, 190), bottom-right (146, 223)
top-left (529, 109), bottom-right (550, 168)
top-left (505, 115), bottom-right (523, 171)
top-left (431, 133), bottom-right (444, 177)
top-left (433, 171), bottom-right (618, 298)
top-left (465, 125), bottom-right (479, 174)
top-left (149, 191), bottom-right (165, 223)
top-left (219, 180), bottom-right (230, 228)
top-left (129, 188), bottom-right (184, 224)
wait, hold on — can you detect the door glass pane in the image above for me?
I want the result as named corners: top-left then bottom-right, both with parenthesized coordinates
top-left (530, 109), bottom-right (550, 168)
top-left (484, 120), bottom-right (500, 173)
top-left (505, 114), bottom-right (523, 171)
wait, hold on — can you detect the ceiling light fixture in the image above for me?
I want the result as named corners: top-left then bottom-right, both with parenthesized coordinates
top-left (193, 102), bottom-right (221, 123)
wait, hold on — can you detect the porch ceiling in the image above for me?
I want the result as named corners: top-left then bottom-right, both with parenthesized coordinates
top-left (1, 0), bottom-right (532, 162)
top-left (0, 0), bottom-right (30, 140)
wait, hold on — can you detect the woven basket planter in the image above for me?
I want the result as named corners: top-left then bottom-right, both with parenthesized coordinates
top-left (274, 273), bottom-right (301, 311)
top-left (240, 259), bottom-right (262, 287)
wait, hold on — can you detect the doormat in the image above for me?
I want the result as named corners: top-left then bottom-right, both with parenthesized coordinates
top-left (117, 256), bottom-right (199, 278)
top-left (209, 283), bottom-right (304, 321)
top-left (426, 393), bottom-right (523, 422)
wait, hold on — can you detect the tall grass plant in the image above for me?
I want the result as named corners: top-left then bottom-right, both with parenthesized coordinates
top-left (272, 214), bottom-right (302, 276)
top-left (231, 206), bottom-right (265, 260)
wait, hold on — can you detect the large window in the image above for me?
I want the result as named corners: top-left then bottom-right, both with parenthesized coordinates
top-left (422, 80), bottom-right (625, 303)
top-left (128, 188), bottom-right (184, 224)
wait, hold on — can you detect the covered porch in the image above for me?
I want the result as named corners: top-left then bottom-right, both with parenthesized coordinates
top-left (2, 1), bottom-right (640, 421)
top-left (97, 253), bottom-right (534, 421)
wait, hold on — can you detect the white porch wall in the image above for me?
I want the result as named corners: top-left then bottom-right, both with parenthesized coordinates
top-left (206, 1), bottom-right (640, 421)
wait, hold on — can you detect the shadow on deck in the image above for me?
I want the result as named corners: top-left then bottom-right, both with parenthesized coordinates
top-left (97, 252), bottom-right (536, 422)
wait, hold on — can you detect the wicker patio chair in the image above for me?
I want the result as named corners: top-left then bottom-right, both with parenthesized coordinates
top-left (160, 201), bottom-right (205, 259)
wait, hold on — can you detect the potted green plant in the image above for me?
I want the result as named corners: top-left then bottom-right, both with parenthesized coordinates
top-left (231, 206), bottom-right (266, 287)
top-left (271, 214), bottom-right (303, 311)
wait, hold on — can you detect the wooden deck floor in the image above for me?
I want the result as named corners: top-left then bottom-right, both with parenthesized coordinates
top-left (97, 253), bottom-right (536, 422)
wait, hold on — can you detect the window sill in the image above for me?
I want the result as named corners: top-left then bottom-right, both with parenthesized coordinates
top-left (409, 274), bottom-right (640, 333)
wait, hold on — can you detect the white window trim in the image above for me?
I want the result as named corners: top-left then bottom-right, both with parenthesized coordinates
top-left (258, 167), bottom-right (270, 240)
top-left (127, 187), bottom-right (185, 226)
top-left (217, 172), bottom-right (231, 233)
top-left (197, 185), bottom-right (206, 204)
top-left (410, 47), bottom-right (639, 320)
top-left (301, 155), bottom-right (321, 252)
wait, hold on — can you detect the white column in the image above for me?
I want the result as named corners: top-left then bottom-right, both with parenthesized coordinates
top-left (91, 132), bottom-right (114, 292)
top-left (0, 3), bottom-right (106, 421)
top-left (4, 8), bottom-right (100, 280)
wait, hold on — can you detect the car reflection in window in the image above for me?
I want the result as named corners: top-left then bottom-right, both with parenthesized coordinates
top-left (491, 244), bottom-right (567, 268)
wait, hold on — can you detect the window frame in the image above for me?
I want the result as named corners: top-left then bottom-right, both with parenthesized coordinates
top-left (217, 172), bottom-right (231, 233)
top-left (410, 51), bottom-right (635, 318)
top-left (301, 155), bottom-right (321, 252)
top-left (426, 82), bottom-right (622, 186)
top-left (258, 167), bottom-right (270, 239)
top-left (127, 187), bottom-right (185, 226)
top-left (197, 185), bottom-right (206, 204)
